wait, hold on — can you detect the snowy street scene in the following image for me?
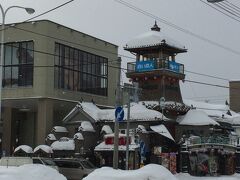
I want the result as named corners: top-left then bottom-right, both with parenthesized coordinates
top-left (0, 0), bottom-right (240, 179)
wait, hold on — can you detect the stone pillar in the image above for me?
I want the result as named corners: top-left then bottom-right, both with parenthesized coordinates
top-left (2, 107), bottom-right (13, 156)
top-left (36, 99), bottom-right (53, 145)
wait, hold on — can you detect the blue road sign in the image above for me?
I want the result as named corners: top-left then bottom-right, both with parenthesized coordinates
top-left (115, 106), bottom-right (124, 122)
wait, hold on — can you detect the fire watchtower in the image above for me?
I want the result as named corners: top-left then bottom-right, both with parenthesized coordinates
top-left (125, 22), bottom-right (187, 103)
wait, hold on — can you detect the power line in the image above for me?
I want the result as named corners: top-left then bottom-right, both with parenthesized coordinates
top-left (215, 3), bottom-right (240, 19)
top-left (114, 0), bottom-right (240, 56)
top-left (221, 1), bottom-right (240, 16)
top-left (185, 70), bottom-right (229, 81)
top-left (11, 25), bottom-right (135, 61)
top-left (225, 0), bottom-right (240, 11)
top-left (24, 0), bottom-right (75, 22)
top-left (199, 0), bottom-right (240, 23)
top-left (3, 43), bottom-right (240, 93)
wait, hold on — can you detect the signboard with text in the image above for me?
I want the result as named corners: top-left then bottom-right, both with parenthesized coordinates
top-left (135, 61), bottom-right (155, 72)
top-left (169, 61), bottom-right (180, 73)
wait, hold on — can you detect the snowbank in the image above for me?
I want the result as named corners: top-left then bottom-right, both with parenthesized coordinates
top-left (83, 164), bottom-right (177, 180)
top-left (0, 164), bottom-right (66, 180)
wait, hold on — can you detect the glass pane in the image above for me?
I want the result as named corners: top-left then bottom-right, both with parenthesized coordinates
top-left (12, 43), bottom-right (19, 65)
top-left (27, 41), bottom-right (34, 63)
top-left (12, 66), bottom-right (19, 87)
top-left (4, 67), bottom-right (11, 87)
top-left (4, 44), bottom-right (12, 66)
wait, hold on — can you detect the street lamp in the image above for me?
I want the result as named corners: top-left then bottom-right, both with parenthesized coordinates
top-left (0, 5), bottom-right (35, 119)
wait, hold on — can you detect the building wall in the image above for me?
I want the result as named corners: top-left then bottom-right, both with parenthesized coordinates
top-left (2, 20), bottom-right (119, 106)
top-left (1, 20), bottom-right (119, 154)
top-left (229, 81), bottom-right (240, 112)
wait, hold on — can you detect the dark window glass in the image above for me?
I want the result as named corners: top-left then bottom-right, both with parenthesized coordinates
top-left (2, 41), bottom-right (34, 88)
top-left (54, 42), bottom-right (108, 96)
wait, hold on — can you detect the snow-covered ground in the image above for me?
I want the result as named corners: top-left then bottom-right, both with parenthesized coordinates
top-left (83, 164), bottom-right (240, 180)
top-left (0, 164), bottom-right (66, 180)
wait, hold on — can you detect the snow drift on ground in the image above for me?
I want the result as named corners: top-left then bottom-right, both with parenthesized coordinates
top-left (0, 164), bottom-right (66, 180)
top-left (83, 164), bottom-right (177, 180)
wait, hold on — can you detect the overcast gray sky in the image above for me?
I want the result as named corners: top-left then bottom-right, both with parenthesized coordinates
top-left (1, 0), bottom-right (240, 104)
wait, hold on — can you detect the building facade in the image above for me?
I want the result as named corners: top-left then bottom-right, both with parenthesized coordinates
top-left (1, 20), bottom-right (119, 155)
top-left (229, 80), bottom-right (240, 112)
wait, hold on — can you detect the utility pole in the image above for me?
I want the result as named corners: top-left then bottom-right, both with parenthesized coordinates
top-left (113, 57), bottom-right (122, 169)
top-left (124, 83), bottom-right (141, 170)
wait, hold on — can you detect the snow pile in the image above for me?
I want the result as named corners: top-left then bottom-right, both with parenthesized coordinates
top-left (14, 145), bottom-right (33, 154)
top-left (125, 30), bottom-right (186, 50)
top-left (34, 145), bottom-right (53, 154)
top-left (101, 125), bottom-right (113, 134)
top-left (51, 138), bottom-right (75, 150)
top-left (52, 126), bottom-right (68, 133)
top-left (178, 109), bottom-right (219, 126)
top-left (73, 133), bottom-right (84, 140)
top-left (81, 102), bottom-right (167, 121)
top-left (78, 121), bottom-right (96, 132)
top-left (0, 164), bottom-right (66, 180)
top-left (83, 164), bottom-right (177, 180)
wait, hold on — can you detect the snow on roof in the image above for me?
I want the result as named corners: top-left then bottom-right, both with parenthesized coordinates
top-left (81, 102), bottom-right (167, 122)
top-left (78, 121), bottom-right (96, 132)
top-left (0, 164), bottom-right (66, 180)
top-left (184, 99), bottom-right (228, 111)
top-left (178, 109), bottom-right (219, 126)
top-left (125, 30), bottom-right (186, 50)
top-left (101, 125), bottom-right (113, 134)
top-left (46, 133), bottom-right (57, 141)
top-left (51, 139), bottom-right (75, 151)
top-left (34, 145), bottom-right (53, 154)
top-left (183, 99), bottom-right (240, 125)
top-left (52, 126), bottom-right (68, 133)
top-left (83, 164), bottom-right (177, 180)
top-left (94, 141), bottom-right (139, 151)
top-left (14, 145), bottom-right (33, 154)
top-left (150, 125), bottom-right (175, 141)
top-left (73, 133), bottom-right (84, 140)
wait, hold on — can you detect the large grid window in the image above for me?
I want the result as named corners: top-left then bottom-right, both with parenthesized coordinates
top-left (54, 43), bottom-right (108, 96)
top-left (3, 41), bottom-right (34, 87)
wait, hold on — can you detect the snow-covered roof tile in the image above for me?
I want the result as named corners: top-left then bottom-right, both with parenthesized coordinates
top-left (34, 145), bottom-right (53, 154)
top-left (94, 141), bottom-right (139, 151)
top-left (178, 109), bottom-right (219, 126)
top-left (101, 125), bottom-right (113, 134)
top-left (125, 31), bottom-right (186, 50)
top-left (14, 145), bottom-right (33, 154)
top-left (150, 124), bottom-right (175, 141)
top-left (73, 133), bottom-right (84, 140)
top-left (52, 126), bottom-right (68, 133)
top-left (78, 121), bottom-right (95, 132)
top-left (46, 133), bottom-right (57, 141)
top-left (51, 139), bottom-right (75, 151)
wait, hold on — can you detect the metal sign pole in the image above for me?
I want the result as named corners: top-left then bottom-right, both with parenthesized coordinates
top-left (125, 92), bottom-right (131, 170)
